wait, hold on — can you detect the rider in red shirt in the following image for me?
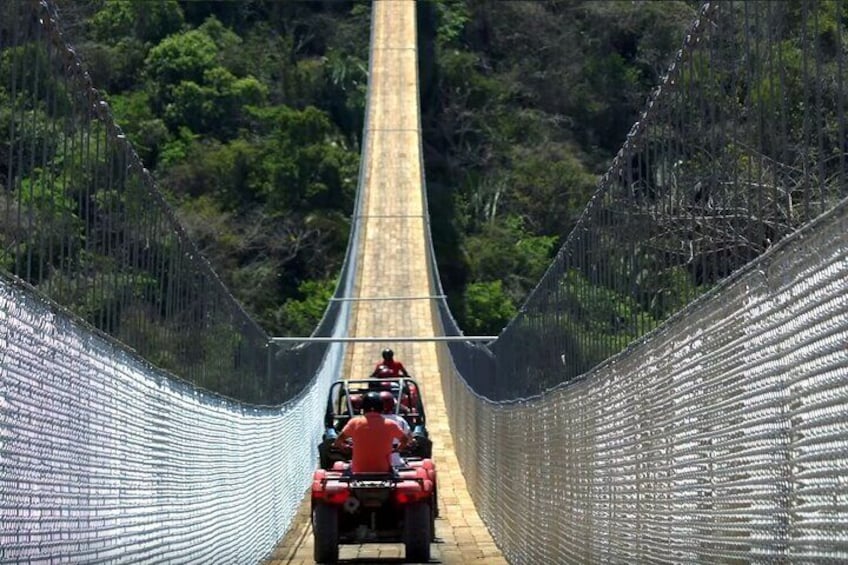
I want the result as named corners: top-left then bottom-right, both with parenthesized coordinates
top-left (369, 349), bottom-right (420, 416)
top-left (370, 348), bottom-right (410, 379)
top-left (333, 391), bottom-right (411, 473)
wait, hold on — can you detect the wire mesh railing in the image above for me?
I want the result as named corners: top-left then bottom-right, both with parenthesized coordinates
top-left (439, 188), bottom-right (848, 563)
top-left (434, 0), bottom-right (848, 561)
top-left (0, 0), bottom-right (373, 560)
top-left (0, 270), bottom-right (343, 562)
top-left (0, 0), bottom-right (337, 405)
top-left (462, 0), bottom-right (848, 400)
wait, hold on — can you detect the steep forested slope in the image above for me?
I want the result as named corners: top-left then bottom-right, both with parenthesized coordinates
top-left (59, 0), bottom-right (696, 336)
top-left (419, 0), bottom-right (698, 334)
top-left (60, 0), bottom-right (370, 336)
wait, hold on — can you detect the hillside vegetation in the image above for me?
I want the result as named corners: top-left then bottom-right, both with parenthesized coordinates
top-left (60, 0), bottom-right (698, 336)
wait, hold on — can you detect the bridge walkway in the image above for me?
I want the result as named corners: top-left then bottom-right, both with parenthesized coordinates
top-left (265, 2), bottom-right (506, 563)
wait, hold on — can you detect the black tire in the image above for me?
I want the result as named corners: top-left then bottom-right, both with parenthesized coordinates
top-left (430, 500), bottom-right (436, 542)
top-left (313, 503), bottom-right (339, 563)
top-left (404, 502), bottom-right (431, 562)
top-left (318, 442), bottom-right (331, 469)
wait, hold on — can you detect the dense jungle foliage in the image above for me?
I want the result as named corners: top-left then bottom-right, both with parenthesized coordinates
top-left (29, 0), bottom-right (699, 337)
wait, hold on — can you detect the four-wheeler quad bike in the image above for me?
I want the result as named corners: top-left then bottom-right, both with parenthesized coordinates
top-left (312, 377), bottom-right (438, 563)
top-left (311, 464), bottom-right (434, 563)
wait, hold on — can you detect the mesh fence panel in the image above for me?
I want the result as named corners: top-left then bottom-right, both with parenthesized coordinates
top-left (0, 272), bottom-right (344, 562)
top-left (473, 0), bottom-right (848, 400)
top-left (430, 0), bottom-right (848, 561)
top-left (0, 1), bottom-right (366, 559)
top-left (0, 0), bottom-right (333, 405)
top-left (438, 189), bottom-right (848, 563)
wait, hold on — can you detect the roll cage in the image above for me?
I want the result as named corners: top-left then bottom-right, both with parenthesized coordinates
top-left (324, 377), bottom-right (427, 431)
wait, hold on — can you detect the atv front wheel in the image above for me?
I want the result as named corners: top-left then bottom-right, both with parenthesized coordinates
top-left (313, 503), bottom-right (339, 563)
top-left (404, 502), bottom-right (432, 562)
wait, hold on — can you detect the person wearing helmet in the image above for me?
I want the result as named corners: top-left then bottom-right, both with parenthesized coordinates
top-left (367, 364), bottom-right (398, 393)
top-left (333, 391), bottom-right (411, 473)
top-left (348, 393), bottom-right (363, 415)
top-left (369, 348), bottom-right (411, 379)
top-left (400, 380), bottom-right (420, 413)
top-left (379, 391), bottom-right (412, 467)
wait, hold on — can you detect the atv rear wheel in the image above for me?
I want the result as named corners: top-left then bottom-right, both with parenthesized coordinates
top-left (404, 502), bottom-right (431, 562)
top-left (313, 503), bottom-right (339, 563)
top-left (430, 495), bottom-right (436, 541)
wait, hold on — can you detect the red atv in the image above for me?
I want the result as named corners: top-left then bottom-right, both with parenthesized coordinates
top-left (311, 464), bottom-right (434, 563)
top-left (311, 378), bottom-right (437, 563)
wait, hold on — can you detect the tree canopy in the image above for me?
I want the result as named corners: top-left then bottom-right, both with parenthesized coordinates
top-left (55, 0), bottom-right (696, 337)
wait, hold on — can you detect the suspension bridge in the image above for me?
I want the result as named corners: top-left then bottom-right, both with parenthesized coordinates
top-left (2, 0), bottom-right (848, 563)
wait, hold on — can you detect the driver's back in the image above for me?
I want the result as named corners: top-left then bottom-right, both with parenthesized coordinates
top-left (341, 412), bottom-right (406, 473)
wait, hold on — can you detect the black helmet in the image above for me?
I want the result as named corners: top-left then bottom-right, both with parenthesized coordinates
top-left (381, 348), bottom-right (394, 361)
top-left (362, 391), bottom-right (382, 413)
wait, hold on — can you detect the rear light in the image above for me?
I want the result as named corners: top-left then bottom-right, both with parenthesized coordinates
top-left (395, 491), bottom-right (415, 504)
top-left (394, 480), bottom-right (432, 504)
top-left (323, 489), bottom-right (350, 504)
top-left (395, 490), bottom-right (431, 504)
top-left (311, 470), bottom-right (327, 495)
top-left (312, 472), bottom-right (352, 504)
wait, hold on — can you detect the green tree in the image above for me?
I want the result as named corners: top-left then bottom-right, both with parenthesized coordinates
top-left (80, 0), bottom-right (184, 91)
top-left (144, 27), bottom-right (217, 110)
top-left (275, 278), bottom-right (337, 336)
top-left (107, 90), bottom-right (170, 164)
top-left (89, 0), bottom-right (184, 45)
top-left (463, 280), bottom-right (516, 336)
top-left (465, 216), bottom-right (557, 300)
top-left (244, 104), bottom-right (358, 213)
